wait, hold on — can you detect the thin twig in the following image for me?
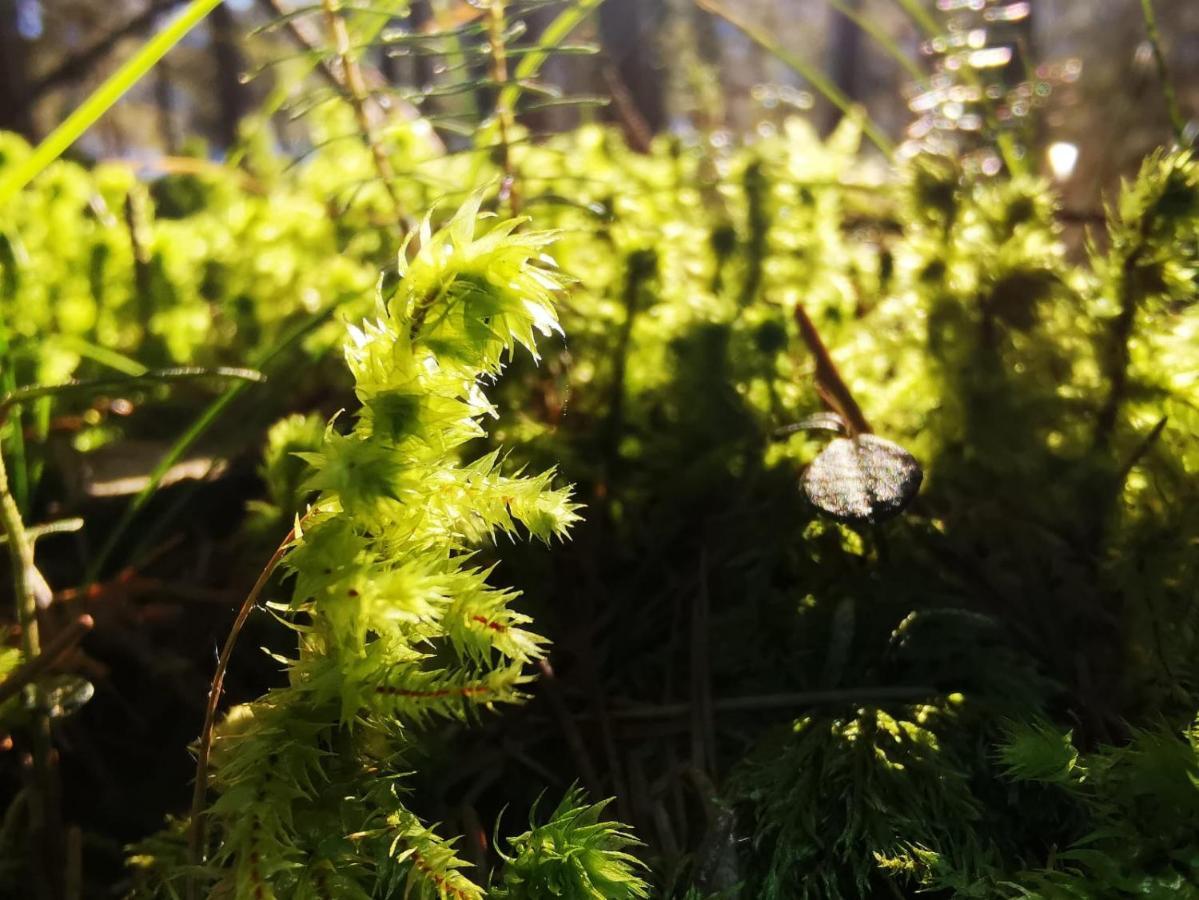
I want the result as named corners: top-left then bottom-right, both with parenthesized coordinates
top-left (186, 527), bottom-right (295, 898)
top-left (825, 0), bottom-right (924, 81)
top-left (793, 302), bottom-right (872, 436)
top-left (581, 644), bottom-right (631, 824)
top-left (55, 574), bottom-right (237, 607)
top-left (576, 685), bottom-right (938, 722)
top-left (124, 187), bottom-right (154, 327)
top-left (258, 0), bottom-right (356, 99)
top-left (486, 0), bottom-right (521, 213)
top-left (602, 250), bottom-right (656, 473)
top-left (1093, 247), bottom-right (1144, 449)
top-left (599, 60), bottom-right (652, 154)
top-left (0, 518), bottom-right (83, 547)
top-left (535, 658), bottom-right (603, 798)
top-left (320, 0), bottom-right (409, 229)
top-left (689, 547), bottom-right (716, 774)
top-left (64, 825), bottom-right (82, 900)
top-left (1139, 0), bottom-right (1187, 145)
top-left (1117, 415), bottom-right (1168, 483)
top-left (0, 616), bottom-right (94, 707)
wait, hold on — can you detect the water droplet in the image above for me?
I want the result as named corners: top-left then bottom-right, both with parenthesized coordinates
top-left (968, 47), bottom-right (1013, 69)
top-left (802, 435), bottom-right (923, 525)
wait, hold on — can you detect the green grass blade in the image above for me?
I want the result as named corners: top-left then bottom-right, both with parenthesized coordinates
top-left (56, 336), bottom-right (149, 377)
top-left (0, 0), bottom-right (225, 205)
top-left (499, 0), bottom-right (604, 113)
top-left (692, 0), bottom-right (894, 157)
top-left (83, 309), bottom-right (335, 584)
top-left (891, 0), bottom-right (939, 38)
top-left (826, 0), bottom-right (924, 82)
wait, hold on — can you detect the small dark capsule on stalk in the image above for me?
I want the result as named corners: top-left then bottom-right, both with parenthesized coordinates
top-left (802, 434), bottom-right (923, 525)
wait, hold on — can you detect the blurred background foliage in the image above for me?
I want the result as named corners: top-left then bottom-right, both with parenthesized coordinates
top-left (2, 0), bottom-right (1198, 196)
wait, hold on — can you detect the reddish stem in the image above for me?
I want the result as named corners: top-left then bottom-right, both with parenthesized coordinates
top-left (186, 527), bottom-right (295, 898)
top-left (793, 302), bottom-right (872, 436)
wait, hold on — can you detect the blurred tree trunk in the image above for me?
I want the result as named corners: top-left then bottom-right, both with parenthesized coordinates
top-left (209, 2), bottom-right (246, 150)
top-left (31, 0), bottom-right (182, 100)
top-left (155, 59), bottom-right (178, 154)
top-left (0, 0), bottom-right (34, 138)
top-left (599, 0), bottom-right (666, 133)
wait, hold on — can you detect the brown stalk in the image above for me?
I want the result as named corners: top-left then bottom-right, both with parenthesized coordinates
top-left (1117, 415), bottom-right (1168, 483)
top-left (258, 0), bottom-right (360, 99)
top-left (64, 826), bottom-right (82, 900)
top-left (1093, 248), bottom-right (1143, 449)
top-left (485, 0), bottom-right (521, 213)
top-left (535, 658), bottom-right (603, 798)
top-left (320, 0), bottom-right (408, 230)
top-left (599, 59), bottom-right (653, 154)
top-left (123, 188), bottom-right (154, 328)
top-left (689, 547), bottom-right (716, 774)
top-left (186, 527), bottom-right (295, 899)
top-left (793, 301), bottom-right (872, 436)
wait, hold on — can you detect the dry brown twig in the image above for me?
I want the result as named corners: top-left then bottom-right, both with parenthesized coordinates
top-left (186, 526), bottom-right (296, 899)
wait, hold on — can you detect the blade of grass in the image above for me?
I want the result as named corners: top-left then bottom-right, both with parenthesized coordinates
top-left (892, 0), bottom-right (1026, 176)
top-left (0, 0), bottom-right (225, 205)
top-left (692, 0), bottom-right (894, 157)
top-left (891, 0), bottom-right (938, 36)
top-left (121, 327), bottom-right (342, 569)
top-left (84, 309), bottom-right (335, 584)
top-left (825, 0), bottom-right (924, 82)
top-left (54, 336), bottom-right (149, 377)
top-left (1, 370), bottom-right (260, 516)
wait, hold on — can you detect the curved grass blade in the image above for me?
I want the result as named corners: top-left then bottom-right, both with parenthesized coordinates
top-left (54, 336), bottom-right (149, 377)
top-left (826, 0), bottom-right (924, 82)
top-left (84, 310), bottom-right (334, 584)
top-left (891, 0), bottom-right (939, 37)
top-left (0, 368), bottom-right (264, 416)
top-left (692, 0), bottom-right (894, 157)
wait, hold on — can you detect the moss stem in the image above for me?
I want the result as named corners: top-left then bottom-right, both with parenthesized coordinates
top-left (0, 445), bottom-right (61, 899)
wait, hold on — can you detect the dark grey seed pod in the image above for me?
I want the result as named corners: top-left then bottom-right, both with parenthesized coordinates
top-left (801, 434), bottom-right (923, 525)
